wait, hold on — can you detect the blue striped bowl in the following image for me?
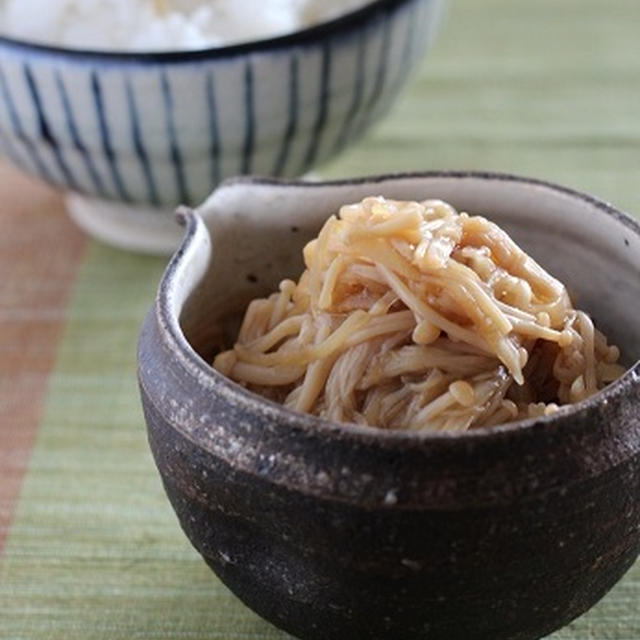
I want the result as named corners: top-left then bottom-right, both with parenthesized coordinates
top-left (0, 0), bottom-right (444, 251)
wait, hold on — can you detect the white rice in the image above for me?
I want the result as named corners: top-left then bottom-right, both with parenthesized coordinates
top-left (0, 0), bottom-right (373, 52)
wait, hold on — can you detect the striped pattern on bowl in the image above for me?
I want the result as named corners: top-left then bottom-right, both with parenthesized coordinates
top-left (0, 0), bottom-right (443, 207)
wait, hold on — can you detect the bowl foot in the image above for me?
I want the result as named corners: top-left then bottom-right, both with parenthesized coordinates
top-left (66, 193), bottom-right (182, 255)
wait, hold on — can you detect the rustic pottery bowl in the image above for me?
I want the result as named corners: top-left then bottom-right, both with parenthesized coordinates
top-left (0, 0), bottom-right (444, 253)
top-left (138, 172), bottom-right (640, 640)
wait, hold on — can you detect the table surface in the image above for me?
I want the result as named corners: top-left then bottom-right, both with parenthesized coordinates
top-left (1, 1), bottom-right (639, 638)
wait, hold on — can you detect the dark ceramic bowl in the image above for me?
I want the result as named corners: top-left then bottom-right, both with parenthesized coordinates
top-left (138, 172), bottom-right (640, 640)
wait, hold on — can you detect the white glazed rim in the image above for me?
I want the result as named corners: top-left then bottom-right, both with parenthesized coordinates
top-left (156, 170), bottom-right (640, 444)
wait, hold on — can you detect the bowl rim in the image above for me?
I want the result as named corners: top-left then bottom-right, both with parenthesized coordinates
top-left (152, 169), bottom-right (640, 446)
top-left (0, 0), bottom-right (418, 64)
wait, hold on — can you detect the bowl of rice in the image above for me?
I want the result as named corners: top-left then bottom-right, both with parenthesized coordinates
top-left (0, 0), bottom-right (444, 253)
top-left (138, 171), bottom-right (640, 639)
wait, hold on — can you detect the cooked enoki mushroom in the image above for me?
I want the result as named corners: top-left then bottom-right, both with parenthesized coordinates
top-left (213, 197), bottom-right (625, 431)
